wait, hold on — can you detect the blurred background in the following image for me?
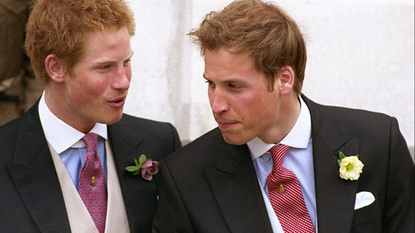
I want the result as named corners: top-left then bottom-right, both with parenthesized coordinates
top-left (125, 0), bottom-right (414, 158)
top-left (1, 0), bottom-right (413, 158)
top-left (0, 0), bottom-right (43, 126)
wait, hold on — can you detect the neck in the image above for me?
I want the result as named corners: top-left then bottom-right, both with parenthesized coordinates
top-left (260, 95), bottom-right (301, 144)
top-left (44, 86), bottom-right (95, 134)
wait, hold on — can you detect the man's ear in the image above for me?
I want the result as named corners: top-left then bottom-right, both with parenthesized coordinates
top-left (274, 66), bottom-right (295, 95)
top-left (45, 54), bottom-right (66, 83)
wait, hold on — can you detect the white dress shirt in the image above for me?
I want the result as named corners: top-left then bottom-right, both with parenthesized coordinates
top-left (248, 96), bottom-right (317, 231)
top-left (38, 92), bottom-right (108, 189)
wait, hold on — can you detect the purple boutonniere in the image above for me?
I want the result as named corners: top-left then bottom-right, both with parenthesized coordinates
top-left (125, 154), bottom-right (159, 181)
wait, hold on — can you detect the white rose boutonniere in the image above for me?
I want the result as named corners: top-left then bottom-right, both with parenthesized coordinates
top-left (337, 151), bottom-right (364, 181)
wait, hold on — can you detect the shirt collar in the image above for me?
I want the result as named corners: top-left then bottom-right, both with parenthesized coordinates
top-left (38, 91), bottom-right (108, 154)
top-left (247, 96), bottom-right (311, 160)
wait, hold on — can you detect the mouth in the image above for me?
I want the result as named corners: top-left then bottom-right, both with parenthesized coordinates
top-left (217, 120), bottom-right (238, 129)
top-left (107, 97), bottom-right (126, 108)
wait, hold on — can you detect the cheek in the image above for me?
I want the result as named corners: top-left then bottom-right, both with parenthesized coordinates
top-left (67, 85), bottom-right (93, 106)
top-left (240, 94), bottom-right (277, 119)
top-left (236, 92), bottom-right (264, 110)
top-left (207, 86), bottom-right (218, 107)
top-left (69, 77), bottom-right (108, 103)
top-left (232, 97), bottom-right (261, 122)
top-left (207, 90), bottom-right (213, 105)
top-left (126, 67), bottom-right (132, 80)
top-left (90, 81), bottom-right (109, 96)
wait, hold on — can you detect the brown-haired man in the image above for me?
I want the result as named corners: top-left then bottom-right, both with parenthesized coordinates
top-left (0, 0), bottom-right (181, 232)
top-left (152, 0), bottom-right (414, 232)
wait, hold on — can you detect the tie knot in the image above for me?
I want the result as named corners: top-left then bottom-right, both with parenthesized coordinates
top-left (82, 133), bottom-right (98, 153)
top-left (269, 144), bottom-right (290, 167)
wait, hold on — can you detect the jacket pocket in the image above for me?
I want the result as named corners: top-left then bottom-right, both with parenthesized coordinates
top-left (350, 198), bottom-right (381, 232)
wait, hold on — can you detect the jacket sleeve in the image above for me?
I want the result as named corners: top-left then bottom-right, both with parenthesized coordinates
top-left (381, 117), bottom-right (414, 233)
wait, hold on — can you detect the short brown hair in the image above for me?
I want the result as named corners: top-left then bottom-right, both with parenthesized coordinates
top-left (188, 0), bottom-right (306, 94)
top-left (25, 0), bottom-right (135, 83)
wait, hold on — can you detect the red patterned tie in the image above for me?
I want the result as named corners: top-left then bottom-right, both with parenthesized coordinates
top-left (267, 144), bottom-right (315, 233)
top-left (79, 133), bottom-right (107, 233)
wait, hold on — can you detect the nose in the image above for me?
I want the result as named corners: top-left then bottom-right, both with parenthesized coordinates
top-left (209, 88), bottom-right (229, 114)
top-left (112, 65), bottom-right (131, 90)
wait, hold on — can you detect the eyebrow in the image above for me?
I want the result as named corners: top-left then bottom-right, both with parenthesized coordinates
top-left (93, 50), bottom-right (134, 65)
top-left (203, 73), bottom-right (245, 83)
top-left (127, 51), bottom-right (134, 60)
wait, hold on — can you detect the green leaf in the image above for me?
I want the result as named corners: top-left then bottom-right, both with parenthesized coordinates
top-left (339, 151), bottom-right (346, 160)
top-left (139, 154), bottom-right (147, 166)
top-left (132, 170), bottom-right (140, 176)
top-left (337, 159), bottom-right (341, 166)
top-left (134, 158), bottom-right (139, 166)
top-left (125, 165), bottom-right (139, 172)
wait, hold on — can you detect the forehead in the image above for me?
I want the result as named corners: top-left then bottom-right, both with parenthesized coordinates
top-left (89, 27), bottom-right (129, 47)
top-left (80, 27), bottom-right (132, 61)
top-left (203, 48), bottom-right (273, 89)
top-left (204, 49), bottom-right (259, 79)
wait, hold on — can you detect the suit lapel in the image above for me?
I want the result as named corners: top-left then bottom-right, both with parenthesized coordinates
top-left (204, 141), bottom-right (273, 233)
top-left (304, 96), bottom-right (359, 233)
top-left (107, 122), bottom-right (150, 233)
top-left (7, 104), bottom-right (71, 232)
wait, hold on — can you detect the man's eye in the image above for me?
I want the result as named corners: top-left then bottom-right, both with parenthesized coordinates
top-left (123, 59), bottom-right (131, 66)
top-left (229, 83), bottom-right (241, 89)
top-left (205, 80), bottom-right (216, 88)
top-left (100, 65), bottom-right (111, 70)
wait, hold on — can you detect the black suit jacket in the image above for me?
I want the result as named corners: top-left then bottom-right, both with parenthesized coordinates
top-left (0, 102), bottom-right (181, 233)
top-left (153, 95), bottom-right (414, 233)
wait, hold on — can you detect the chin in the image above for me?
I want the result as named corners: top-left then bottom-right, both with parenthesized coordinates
top-left (101, 113), bottom-right (124, 125)
top-left (221, 133), bottom-right (248, 146)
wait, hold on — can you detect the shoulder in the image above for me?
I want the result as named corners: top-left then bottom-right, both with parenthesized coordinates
top-left (0, 118), bottom-right (19, 154)
top-left (0, 103), bottom-right (39, 149)
top-left (110, 113), bottom-right (179, 138)
top-left (0, 111), bottom-right (39, 165)
top-left (0, 100), bottom-right (39, 135)
top-left (0, 117), bottom-right (19, 135)
top-left (116, 113), bottom-right (173, 129)
top-left (163, 128), bottom-right (246, 167)
top-left (166, 128), bottom-right (223, 157)
top-left (303, 95), bottom-right (396, 131)
top-left (108, 113), bottom-right (181, 155)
